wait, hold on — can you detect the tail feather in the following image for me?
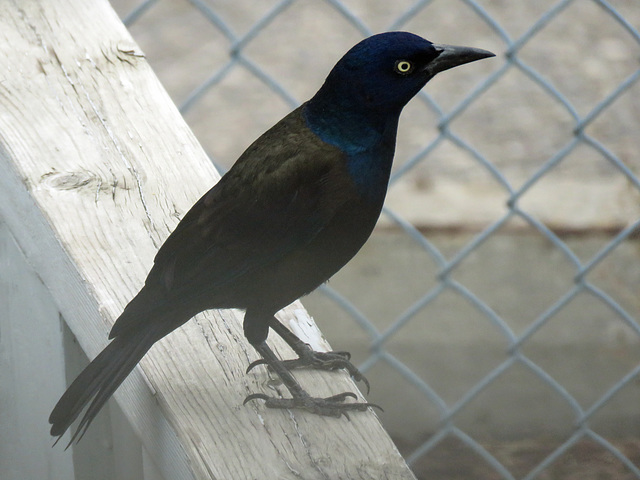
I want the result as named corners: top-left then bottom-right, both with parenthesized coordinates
top-left (49, 329), bottom-right (158, 446)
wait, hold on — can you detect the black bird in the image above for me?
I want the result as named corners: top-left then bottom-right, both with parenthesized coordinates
top-left (50, 31), bottom-right (494, 444)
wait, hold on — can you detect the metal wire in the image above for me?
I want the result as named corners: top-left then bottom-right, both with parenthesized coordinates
top-left (119, 1), bottom-right (640, 478)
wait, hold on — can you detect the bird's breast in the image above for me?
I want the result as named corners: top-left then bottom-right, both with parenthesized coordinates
top-left (345, 147), bottom-right (394, 203)
top-left (242, 196), bottom-right (383, 313)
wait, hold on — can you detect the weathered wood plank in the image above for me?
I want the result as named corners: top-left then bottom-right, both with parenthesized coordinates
top-left (0, 1), bottom-right (415, 478)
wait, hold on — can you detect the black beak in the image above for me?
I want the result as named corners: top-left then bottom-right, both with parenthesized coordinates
top-left (426, 43), bottom-right (495, 76)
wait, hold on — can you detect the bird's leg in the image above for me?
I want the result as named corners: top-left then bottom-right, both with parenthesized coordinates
top-left (244, 341), bottom-right (380, 417)
top-left (246, 316), bottom-right (370, 393)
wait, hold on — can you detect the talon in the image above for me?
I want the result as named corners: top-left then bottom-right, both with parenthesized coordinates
top-left (246, 359), bottom-right (268, 373)
top-left (245, 342), bottom-right (378, 419)
top-left (350, 373), bottom-right (370, 394)
top-left (248, 347), bottom-right (370, 393)
top-left (243, 393), bottom-right (270, 405)
top-left (244, 389), bottom-right (380, 417)
top-left (367, 402), bottom-right (384, 412)
top-left (333, 351), bottom-right (351, 361)
top-left (325, 392), bottom-right (357, 402)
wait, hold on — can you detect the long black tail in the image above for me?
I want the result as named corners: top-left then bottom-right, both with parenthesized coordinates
top-left (49, 327), bottom-right (159, 446)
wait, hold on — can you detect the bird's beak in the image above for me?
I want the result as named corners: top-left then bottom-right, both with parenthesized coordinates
top-left (426, 43), bottom-right (495, 76)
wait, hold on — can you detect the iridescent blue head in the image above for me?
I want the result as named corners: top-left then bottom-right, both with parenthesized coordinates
top-left (305, 32), bottom-right (494, 154)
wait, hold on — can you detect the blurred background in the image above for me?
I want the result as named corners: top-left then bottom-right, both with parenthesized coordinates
top-left (109, 1), bottom-right (640, 478)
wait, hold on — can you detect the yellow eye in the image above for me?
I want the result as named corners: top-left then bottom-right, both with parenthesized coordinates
top-left (394, 60), bottom-right (414, 75)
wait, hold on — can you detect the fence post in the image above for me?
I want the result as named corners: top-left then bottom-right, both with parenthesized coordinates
top-left (0, 1), bottom-right (416, 478)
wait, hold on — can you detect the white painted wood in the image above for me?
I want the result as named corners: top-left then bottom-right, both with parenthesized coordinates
top-left (110, 401), bottom-right (145, 480)
top-left (0, 222), bottom-right (75, 480)
top-left (0, 0), bottom-right (416, 478)
top-left (142, 446), bottom-right (166, 480)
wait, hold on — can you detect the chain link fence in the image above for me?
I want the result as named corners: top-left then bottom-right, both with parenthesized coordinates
top-left (111, 1), bottom-right (640, 478)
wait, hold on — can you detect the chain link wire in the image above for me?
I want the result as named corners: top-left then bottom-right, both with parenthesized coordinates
top-left (115, 1), bottom-right (640, 477)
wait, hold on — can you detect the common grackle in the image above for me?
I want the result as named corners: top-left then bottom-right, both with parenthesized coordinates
top-left (49, 31), bottom-right (494, 444)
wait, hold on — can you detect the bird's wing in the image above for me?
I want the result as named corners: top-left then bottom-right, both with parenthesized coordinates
top-left (109, 108), bottom-right (352, 339)
top-left (148, 115), bottom-right (351, 297)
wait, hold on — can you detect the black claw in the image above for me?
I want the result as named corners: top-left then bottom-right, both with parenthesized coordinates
top-left (333, 351), bottom-right (351, 361)
top-left (246, 359), bottom-right (268, 373)
top-left (366, 402), bottom-right (384, 413)
top-left (247, 348), bottom-right (370, 393)
top-left (243, 393), bottom-right (270, 405)
top-left (352, 373), bottom-right (371, 394)
top-left (243, 389), bottom-right (379, 417)
top-left (244, 342), bottom-right (378, 419)
top-left (325, 392), bottom-right (357, 402)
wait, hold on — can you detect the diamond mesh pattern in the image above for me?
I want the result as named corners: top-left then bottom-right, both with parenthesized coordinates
top-left (113, 1), bottom-right (640, 477)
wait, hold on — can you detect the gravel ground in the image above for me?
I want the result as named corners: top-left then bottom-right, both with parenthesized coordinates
top-left (397, 435), bottom-right (640, 480)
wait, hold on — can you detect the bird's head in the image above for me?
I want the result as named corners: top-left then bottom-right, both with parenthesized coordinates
top-left (309, 31), bottom-right (494, 117)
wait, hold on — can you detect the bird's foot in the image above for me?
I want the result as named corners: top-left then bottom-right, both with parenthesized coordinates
top-left (247, 348), bottom-right (370, 393)
top-left (244, 391), bottom-right (381, 418)
top-left (246, 341), bottom-right (380, 418)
